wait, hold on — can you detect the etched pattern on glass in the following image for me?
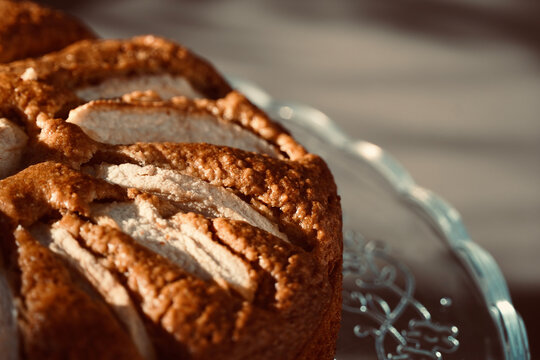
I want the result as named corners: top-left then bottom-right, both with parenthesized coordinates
top-left (342, 232), bottom-right (459, 359)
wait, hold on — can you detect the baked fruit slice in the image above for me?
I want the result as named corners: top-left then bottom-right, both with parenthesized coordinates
top-left (0, 35), bottom-right (342, 360)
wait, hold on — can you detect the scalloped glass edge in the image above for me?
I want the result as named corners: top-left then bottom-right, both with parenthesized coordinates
top-left (228, 77), bottom-right (531, 360)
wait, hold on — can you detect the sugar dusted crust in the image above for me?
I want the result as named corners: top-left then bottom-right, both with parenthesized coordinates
top-left (0, 34), bottom-right (342, 360)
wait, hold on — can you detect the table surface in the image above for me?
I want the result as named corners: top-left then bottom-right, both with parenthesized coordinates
top-left (40, 0), bottom-right (540, 353)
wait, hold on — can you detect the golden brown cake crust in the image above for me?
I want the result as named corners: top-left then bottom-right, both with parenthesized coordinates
top-left (101, 142), bottom-right (342, 266)
top-left (75, 91), bottom-right (308, 160)
top-left (0, 35), bottom-right (342, 359)
top-left (15, 227), bottom-right (142, 360)
top-left (0, 0), bottom-right (95, 63)
top-left (0, 163), bottom-right (334, 359)
top-left (2, 35), bottom-right (232, 99)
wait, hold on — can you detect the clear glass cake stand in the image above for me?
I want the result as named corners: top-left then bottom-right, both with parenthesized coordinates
top-left (231, 78), bottom-right (530, 360)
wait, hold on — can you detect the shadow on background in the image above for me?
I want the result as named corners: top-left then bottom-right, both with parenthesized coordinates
top-left (39, 0), bottom-right (540, 60)
top-left (266, 0), bottom-right (540, 63)
top-left (361, 1), bottom-right (540, 49)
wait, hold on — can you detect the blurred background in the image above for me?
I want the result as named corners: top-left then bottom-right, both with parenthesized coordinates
top-left (38, 0), bottom-right (539, 352)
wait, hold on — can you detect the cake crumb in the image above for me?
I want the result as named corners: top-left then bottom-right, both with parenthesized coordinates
top-left (20, 67), bottom-right (38, 81)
